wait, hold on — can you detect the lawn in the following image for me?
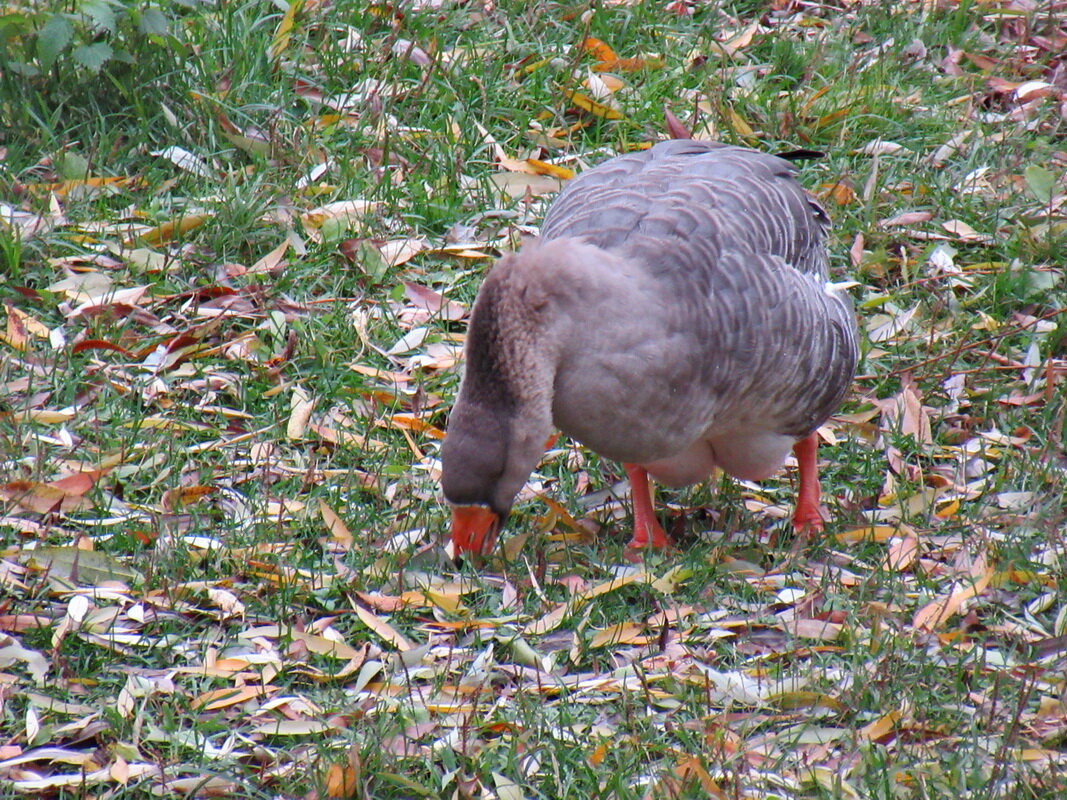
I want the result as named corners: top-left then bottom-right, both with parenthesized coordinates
top-left (1, 0), bottom-right (1066, 797)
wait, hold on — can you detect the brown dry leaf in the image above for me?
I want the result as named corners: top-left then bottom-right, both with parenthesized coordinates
top-left (353, 603), bottom-right (414, 651)
top-left (880, 210), bottom-right (933, 227)
top-left (489, 171), bottom-right (565, 198)
top-left (941, 219), bottom-right (993, 243)
top-left (68, 285), bottom-right (150, 320)
top-left (866, 305), bottom-right (918, 343)
top-left (817, 182), bottom-right (857, 206)
top-left (369, 237), bottom-right (424, 267)
top-left (403, 282), bottom-right (467, 320)
top-left (246, 239), bottom-right (290, 274)
top-left (0, 479), bottom-right (94, 515)
top-left (473, 121), bottom-right (533, 173)
top-left (885, 380), bottom-right (933, 445)
top-left (913, 552), bottom-right (993, 631)
top-left (319, 500), bottom-right (353, 548)
top-left (883, 532), bottom-right (920, 572)
top-left (588, 622), bottom-right (652, 648)
top-left (780, 618), bottom-right (843, 641)
top-left (308, 422), bottom-right (388, 452)
top-left (708, 21), bottom-right (760, 58)
top-left (191, 685), bottom-right (274, 711)
top-left (287, 386), bottom-right (315, 440)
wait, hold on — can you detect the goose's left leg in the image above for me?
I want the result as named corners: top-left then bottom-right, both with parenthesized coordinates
top-left (623, 463), bottom-right (670, 550)
top-left (791, 433), bottom-right (825, 533)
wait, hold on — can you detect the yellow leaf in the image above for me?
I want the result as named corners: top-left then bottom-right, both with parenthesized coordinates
top-left (287, 386), bottom-right (315, 440)
top-left (835, 525), bottom-right (903, 543)
top-left (474, 120), bottom-right (533, 172)
top-left (325, 761), bottom-right (360, 799)
top-left (769, 691), bottom-right (845, 711)
top-left (134, 213), bottom-right (212, 246)
top-left (934, 498), bottom-right (960, 518)
top-left (724, 107), bottom-right (755, 140)
top-left (301, 200), bottom-right (378, 229)
top-left (523, 602), bottom-right (569, 636)
top-left (21, 176), bottom-right (139, 198)
top-left (858, 709), bottom-right (901, 741)
top-left (564, 89), bottom-right (624, 120)
top-left (489, 171), bottom-right (565, 198)
top-left (814, 107), bottom-right (851, 130)
top-left (270, 0), bottom-right (303, 61)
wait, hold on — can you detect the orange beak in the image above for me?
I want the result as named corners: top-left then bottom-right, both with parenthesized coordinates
top-left (451, 506), bottom-right (501, 556)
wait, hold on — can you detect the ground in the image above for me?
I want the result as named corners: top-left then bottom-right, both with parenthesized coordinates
top-left (1, 1), bottom-right (1065, 798)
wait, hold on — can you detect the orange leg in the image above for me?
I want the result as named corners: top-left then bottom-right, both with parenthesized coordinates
top-left (791, 433), bottom-right (825, 533)
top-left (623, 463), bottom-right (671, 550)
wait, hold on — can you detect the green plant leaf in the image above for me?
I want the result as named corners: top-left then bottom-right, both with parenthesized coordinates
top-left (1024, 165), bottom-right (1056, 205)
top-left (36, 13), bottom-right (74, 71)
top-left (80, 0), bottom-right (118, 34)
top-left (138, 7), bottom-right (170, 37)
top-left (73, 41), bottom-right (113, 72)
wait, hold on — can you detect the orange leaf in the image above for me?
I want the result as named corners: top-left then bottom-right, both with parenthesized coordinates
top-left (589, 742), bottom-right (608, 766)
top-left (816, 181), bottom-right (857, 206)
top-left (591, 56), bottom-right (664, 72)
top-left (387, 413), bottom-right (445, 440)
top-left (525, 159), bottom-right (576, 180)
top-left (71, 339), bottom-right (134, 357)
top-left (581, 36), bottom-right (617, 62)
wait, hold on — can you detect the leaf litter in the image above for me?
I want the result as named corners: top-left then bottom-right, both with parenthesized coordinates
top-left (2, 0), bottom-right (1067, 797)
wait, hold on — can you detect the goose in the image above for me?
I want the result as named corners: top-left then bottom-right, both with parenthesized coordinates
top-left (440, 139), bottom-right (858, 556)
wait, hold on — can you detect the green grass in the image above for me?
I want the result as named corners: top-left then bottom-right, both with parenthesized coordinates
top-left (2, 0), bottom-right (1066, 798)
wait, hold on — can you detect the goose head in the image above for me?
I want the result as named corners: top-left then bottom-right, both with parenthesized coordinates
top-left (440, 241), bottom-right (585, 556)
